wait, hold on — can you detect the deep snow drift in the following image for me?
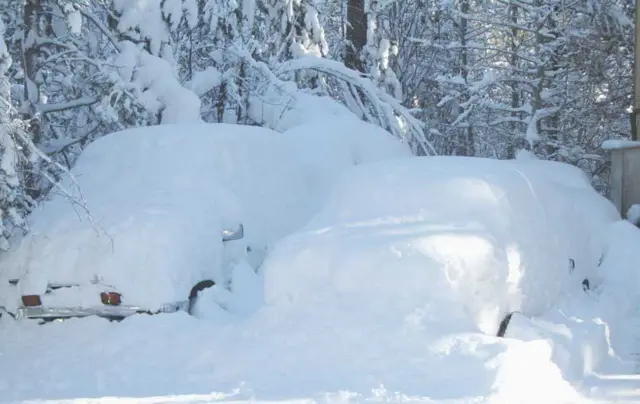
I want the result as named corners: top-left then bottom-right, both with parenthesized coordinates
top-left (0, 149), bottom-right (638, 403)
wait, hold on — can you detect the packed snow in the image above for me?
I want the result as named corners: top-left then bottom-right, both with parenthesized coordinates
top-left (1, 136), bottom-right (640, 404)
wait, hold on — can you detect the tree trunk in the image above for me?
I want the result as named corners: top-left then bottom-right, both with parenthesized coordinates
top-left (458, 0), bottom-right (474, 156)
top-left (346, 0), bottom-right (366, 72)
top-left (22, 0), bottom-right (42, 144)
top-left (507, 0), bottom-right (520, 159)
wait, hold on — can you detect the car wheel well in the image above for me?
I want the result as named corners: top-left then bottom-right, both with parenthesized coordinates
top-left (187, 279), bottom-right (216, 315)
top-left (497, 311), bottom-right (520, 338)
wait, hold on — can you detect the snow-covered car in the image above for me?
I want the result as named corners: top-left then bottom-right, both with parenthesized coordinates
top-left (0, 123), bottom-right (316, 322)
top-left (262, 156), bottom-right (621, 336)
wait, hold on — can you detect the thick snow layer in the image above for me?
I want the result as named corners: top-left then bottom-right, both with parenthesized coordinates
top-left (0, 310), bottom-right (582, 403)
top-left (0, 120), bottom-right (410, 312)
top-left (0, 154), bottom-right (634, 404)
top-left (264, 156), bottom-right (619, 335)
top-left (0, 123), bottom-right (314, 309)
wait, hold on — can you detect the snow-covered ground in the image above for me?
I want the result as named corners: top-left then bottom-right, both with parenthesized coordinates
top-left (1, 123), bottom-right (640, 403)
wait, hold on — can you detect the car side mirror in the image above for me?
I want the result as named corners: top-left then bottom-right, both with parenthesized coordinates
top-left (222, 223), bottom-right (244, 242)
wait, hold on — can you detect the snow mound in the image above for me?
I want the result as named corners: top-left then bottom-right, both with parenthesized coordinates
top-left (264, 156), bottom-right (618, 335)
top-left (0, 306), bottom-right (583, 403)
top-left (282, 118), bottom-right (412, 206)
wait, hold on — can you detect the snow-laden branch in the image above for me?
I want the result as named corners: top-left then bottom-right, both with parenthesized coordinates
top-left (77, 9), bottom-right (121, 52)
top-left (42, 124), bottom-right (99, 155)
top-left (276, 56), bottom-right (436, 155)
top-left (38, 97), bottom-right (98, 114)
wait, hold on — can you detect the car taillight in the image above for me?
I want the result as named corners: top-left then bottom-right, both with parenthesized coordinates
top-left (21, 295), bottom-right (42, 307)
top-left (100, 292), bottom-right (122, 306)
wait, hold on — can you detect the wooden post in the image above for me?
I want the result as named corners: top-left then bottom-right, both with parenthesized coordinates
top-left (603, 140), bottom-right (640, 216)
top-left (633, 3), bottom-right (640, 140)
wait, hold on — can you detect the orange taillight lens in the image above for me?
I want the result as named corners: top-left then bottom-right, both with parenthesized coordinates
top-left (21, 295), bottom-right (42, 307)
top-left (100, 292), bottom-right (122, 306)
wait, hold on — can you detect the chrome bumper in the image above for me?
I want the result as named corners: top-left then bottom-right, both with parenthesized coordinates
top-left (15, 301), bottom-right (189, 320)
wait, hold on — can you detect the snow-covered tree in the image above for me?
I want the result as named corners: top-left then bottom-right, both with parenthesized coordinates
top-left (0, 0), bottom-right (632, 226)
top-left (108, 0), bottom-right (202, 125)
top-left (0, 18), bottom-right (28, 249)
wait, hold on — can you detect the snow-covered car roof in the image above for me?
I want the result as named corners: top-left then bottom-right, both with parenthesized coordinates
top-left (263, 156), bottom-right (620, 335)
top-left (0, 123), bottom-right (314, 309)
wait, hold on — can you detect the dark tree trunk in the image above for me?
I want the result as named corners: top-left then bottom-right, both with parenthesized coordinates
top-left (22, 0), bottom-right (44, 199)
top-left (346, 0), bottom-right (367, 72)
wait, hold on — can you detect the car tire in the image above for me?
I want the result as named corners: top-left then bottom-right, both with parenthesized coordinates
top-left (187, 279), bottom-right (216, 315)
top-left (497, 311), bottom-right (520, 337)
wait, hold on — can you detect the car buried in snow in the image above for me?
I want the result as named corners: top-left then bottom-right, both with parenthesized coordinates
top-left (261, 155), bottom-right (621, 337)
top-left (2, 223), bottom-right (245, 322)
top-left (0, 123), bottom-right (310, 322)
